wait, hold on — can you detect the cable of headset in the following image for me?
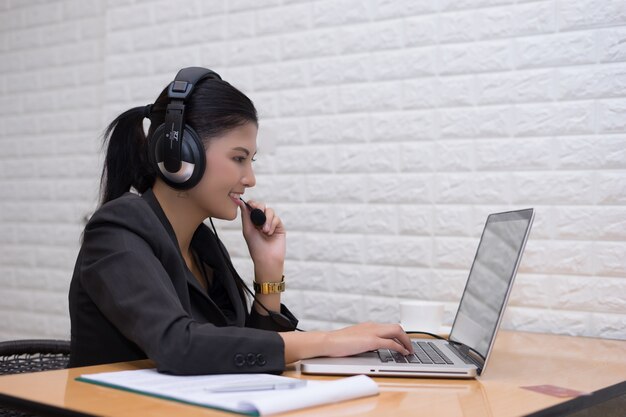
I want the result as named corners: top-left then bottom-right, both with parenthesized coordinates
top-left (208, 219), bottom-right (485, 363)
top-left (208, 218), bottom-right (305, 332)
top-left (206, 221), bottom-right (485, 361)
top-left (206, 221), bottom-right (487, 361)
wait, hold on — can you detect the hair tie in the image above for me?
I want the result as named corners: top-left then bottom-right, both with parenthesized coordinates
top-left (143, 104), bottom-right (152, 119)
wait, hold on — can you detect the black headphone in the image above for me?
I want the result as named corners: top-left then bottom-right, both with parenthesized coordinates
top-left (149, 67), bottom-right (222, 190)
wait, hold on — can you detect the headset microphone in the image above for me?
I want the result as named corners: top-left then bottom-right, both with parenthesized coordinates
top-left (239, 198), bottom-right (266, 227)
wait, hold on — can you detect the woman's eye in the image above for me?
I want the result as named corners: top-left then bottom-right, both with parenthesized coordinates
top-left (234, 156), bottom-right (256, 163)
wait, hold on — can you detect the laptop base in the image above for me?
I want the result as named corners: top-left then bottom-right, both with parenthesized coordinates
top-left (301, 340), bottom-right (478, 378)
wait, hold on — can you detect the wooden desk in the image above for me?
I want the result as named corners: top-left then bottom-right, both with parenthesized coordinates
top-left (0, 331), bottom-right (624, 417)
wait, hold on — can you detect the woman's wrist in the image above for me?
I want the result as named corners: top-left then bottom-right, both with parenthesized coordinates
top-left (251, 259), bottom-right (284, 314)
top-left (252, 263), bottom-right (283, 314)
top-left (279, 331), bottom-right (328, 363)
top-left (253, 261), bottom-right (284, 283)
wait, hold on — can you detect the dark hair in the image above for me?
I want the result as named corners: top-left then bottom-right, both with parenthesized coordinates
top-left (100, 77), bottom-right (258, 205)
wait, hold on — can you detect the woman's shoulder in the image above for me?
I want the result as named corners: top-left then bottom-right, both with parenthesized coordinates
top-left (74, 192), bottom-right (187, 282)
top-left (86, 192), bottom-right (161, 235)
top-left (82, 191), bottom-right (177, 256)
top-left (90, 192), bottom-right (148, 219)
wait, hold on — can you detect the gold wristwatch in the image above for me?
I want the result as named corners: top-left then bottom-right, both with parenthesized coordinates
top-left (253, 276), bottom-right (285, 294)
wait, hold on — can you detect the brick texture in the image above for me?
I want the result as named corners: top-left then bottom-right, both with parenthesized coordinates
top-left (0, 0), bottom-right (624, 341)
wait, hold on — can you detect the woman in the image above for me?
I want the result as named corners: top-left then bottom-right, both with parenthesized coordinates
top-left (68, 67), bottom-right (413, 375)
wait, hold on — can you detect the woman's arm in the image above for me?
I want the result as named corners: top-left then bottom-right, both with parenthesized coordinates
top-left (238, 199), bottom-right (285, 314)
top-left (279, 323), bottom-right (414, 364)
top-left (240, 201), bottom-right (414, 362)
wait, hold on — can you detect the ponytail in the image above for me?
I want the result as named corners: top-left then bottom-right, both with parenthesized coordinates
top-left (100, 106), bottom-right (155, 205)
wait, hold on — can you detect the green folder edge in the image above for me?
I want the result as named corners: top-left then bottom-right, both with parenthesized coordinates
top-left (75, 376), bottom-right (259, 417)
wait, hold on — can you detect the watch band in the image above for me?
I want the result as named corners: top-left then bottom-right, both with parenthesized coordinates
top-left (253, 276), bottom-right (285, 294)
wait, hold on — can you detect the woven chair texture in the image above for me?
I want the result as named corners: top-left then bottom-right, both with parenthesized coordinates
top-left (0, 339), bottom-right (71, 417)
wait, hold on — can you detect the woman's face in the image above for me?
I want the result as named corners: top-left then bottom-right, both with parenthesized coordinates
top-left (189, 122), bottom-right (258, 220)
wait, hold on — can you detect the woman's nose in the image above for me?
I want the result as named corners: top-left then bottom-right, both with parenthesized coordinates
top-left (242, 165), bottom-right (256, 188)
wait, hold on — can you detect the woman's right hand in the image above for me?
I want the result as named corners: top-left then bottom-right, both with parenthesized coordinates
top-left (322, 322), bottom-right (414, 357)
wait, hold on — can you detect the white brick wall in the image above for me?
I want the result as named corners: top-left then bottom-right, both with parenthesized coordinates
top-left (0, 0), bottom-right (104, 340)
top-left (0, 0), bottom-right (624, 341)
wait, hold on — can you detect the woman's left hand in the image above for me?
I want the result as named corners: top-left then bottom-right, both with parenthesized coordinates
top-left (237, 199), bottom-right (286, 278)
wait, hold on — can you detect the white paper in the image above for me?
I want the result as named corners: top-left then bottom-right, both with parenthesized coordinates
top-left (78, 369), bottom-right (379, 416)
top-left (247, 375), bottom-right (379, 415)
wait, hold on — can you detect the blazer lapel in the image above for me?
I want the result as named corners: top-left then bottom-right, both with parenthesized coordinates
top-left (141, 189), bottom-right (230, 323)
top-left (193, 226), bottom-right (246, 327)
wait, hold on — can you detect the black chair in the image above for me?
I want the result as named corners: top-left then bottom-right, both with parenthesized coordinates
top-left (0, 339), bottom-right (71, 417)
top-left (0, 339), bottom-right (70, 375)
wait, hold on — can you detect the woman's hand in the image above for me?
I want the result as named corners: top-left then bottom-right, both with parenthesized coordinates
top-left (322, 322), bottom-right (414, 357)
top-left (237, 199), bottom-right (286, 277)
top-left (279, 322), bottom-right (414, 364)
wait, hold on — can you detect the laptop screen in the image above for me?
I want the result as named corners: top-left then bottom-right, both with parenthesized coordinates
top-left (449, 209), bottom-right (534, 359)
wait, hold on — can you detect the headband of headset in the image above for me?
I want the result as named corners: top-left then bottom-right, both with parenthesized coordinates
top-left (162, 67), bottom-right (222, 173)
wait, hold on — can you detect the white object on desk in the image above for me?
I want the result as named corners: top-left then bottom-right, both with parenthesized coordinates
top-left (399, 300), bottom-right (445, 333)
top-left (78, 369), bottom-right (379, 416)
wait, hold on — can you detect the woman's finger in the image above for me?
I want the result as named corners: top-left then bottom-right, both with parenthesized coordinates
top-left (376, 338), bottom-right (410, 355)
top-left (262, 207), bottom-right (274, 232)
top-left (245, 199), bottom-right (266, 214)
top-left (268, 211), bottom-right (282, 235)
top-left (377, 324), bottom-right (413, 353)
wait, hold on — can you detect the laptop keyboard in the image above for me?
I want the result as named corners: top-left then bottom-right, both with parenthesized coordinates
top-left (378, 341), bottom-right (454, 365)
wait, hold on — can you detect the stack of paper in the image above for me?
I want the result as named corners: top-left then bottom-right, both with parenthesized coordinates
top-left (78, 369), bottom-right (379, 416)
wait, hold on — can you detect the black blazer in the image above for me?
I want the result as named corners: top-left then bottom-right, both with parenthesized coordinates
top-left (68, 189), bottom-right (298, 375)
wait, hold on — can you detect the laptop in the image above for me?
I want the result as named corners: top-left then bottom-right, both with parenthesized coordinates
top-left (301, 208), bottom-right (535, 378)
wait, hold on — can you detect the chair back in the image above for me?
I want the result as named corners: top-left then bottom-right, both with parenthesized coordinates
top-left (0, 339), bottom-right (71, 417)
top-left (0, 339), bottom-right (70, 375)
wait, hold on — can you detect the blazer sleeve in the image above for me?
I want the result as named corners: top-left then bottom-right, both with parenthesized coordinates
top-left (79, 221), bottom-right (286, 376)
top-left (247, 304), bottom-right (299, 332)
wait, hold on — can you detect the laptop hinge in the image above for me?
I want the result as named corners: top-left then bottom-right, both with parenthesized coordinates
top-left (449, 343), bottom-right (484, 374)
top-left (464, 348), bottom-right (484, 375)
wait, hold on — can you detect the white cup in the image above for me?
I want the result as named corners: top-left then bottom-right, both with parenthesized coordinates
top-left (400, 300), bottom-right (444, 333)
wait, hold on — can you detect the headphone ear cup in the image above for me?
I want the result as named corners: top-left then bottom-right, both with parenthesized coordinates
top-left (149, 124), bottom-right (206, 190)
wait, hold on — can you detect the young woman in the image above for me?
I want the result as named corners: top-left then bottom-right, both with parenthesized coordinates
top-left (68, 67), bottom-right (413, 375)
